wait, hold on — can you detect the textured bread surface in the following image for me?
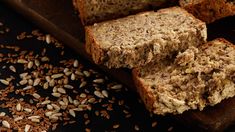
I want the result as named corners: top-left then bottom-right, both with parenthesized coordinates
top-left (73, 0), bottom-right (176, 25)
top-left (133, 38), bottom-right (235, 115)
top-left (180, 0), bottom-right (235, 23)
top-left (86, 7), bottom-right (207, 68)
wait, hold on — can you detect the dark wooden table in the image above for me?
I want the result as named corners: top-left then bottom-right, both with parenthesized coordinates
top-left (1, 0), bottom-right (235, 131)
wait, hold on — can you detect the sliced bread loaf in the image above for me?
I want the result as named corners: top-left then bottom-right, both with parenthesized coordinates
top-left (86, 7), bottom-right (207, 68)
top-left (180, 0), bottom-right (235, 23)
top-left (133, 38), bottom-right (235, 115)
top-left (73, 0), bottom-right (176, 25)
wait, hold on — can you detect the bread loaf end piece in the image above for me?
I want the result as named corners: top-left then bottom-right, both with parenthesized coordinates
top-left (180, 0), bottom-right (235, 23)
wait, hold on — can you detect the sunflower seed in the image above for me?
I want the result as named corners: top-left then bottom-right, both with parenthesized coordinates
top-left (28, 116), bottom-right (40, 119)
top-left (51, 73), bottom-right (63, 79)
top-left (68, 96), bottom-right (73, 104)
top-left (52, 113), bottom-right (62, 117)
top-left (51, 104), bottom-right (60, 111)
top-left (2, 120), bottom-right (10, 128)
top-left (23, 86), bottom-right (32, 90)
top-left (47, 104), bottom-right (53, 110)
top-left (73, 60), bottom-right (79, 67)
top-left (71, 73), bottom-right (75, 80)
top-left (75, 70), bottom-right (83, 76)
top-left (17, 59), bottom-right (28, 64)
top-left (73, 108), bottom-right (83, 112)
top-left (59, 101), bottom-right (66, 106)
top-left (57, 87), bottom-right (66, 94)
top-left (45, 34), bottom-right (51, 44)
top-left (19, 79), bottom-right (27, 85)
top-left (9, 65), bottom-right (16, 72)
top-left (80, 93), bottom-right (87, 98)
top-left (14, 116), bottom-right (23, 121)
top-left (27, 61), bottom-right (33, 69)
top-left (28, 79), bottom-right (33, 85)
top-left (41, 100), bottom-right (51, 105)
top-left (24, 124), bottom-right (31, 132)
top-left (73, 100), bottom-right (80, 106)
top-left (65, 71), bottom-right (72, 76)
top-left (41, 56), bottom-right (49, 62)
top-left (88, 98), bottom-right (96, 103)
top-left (0, 112), bottom-right (6, 117)
top-left (49, 115), bottom-right (59, 121)
top-left (79, 81), bottom-right (87, 88)
top-left (102, 90), bottom-right (108, 98)
top-left (32, 93), bottom-right (41, 99)
top-left (94, 90), bottom-right (104, 98)
top-left (16, 103), bottom-right (22, 111)
top-left (93, 79), bottom-right (104, 83)
top-left (45, 111), bottom-right (54, 117)
top-left (52, 92), bottom-right (61, 97)
top-left (63, 97), bottom-right (69, 105)
top-left (34, 59), bottom-right (40, 66)
top-left (110, 84), bottom-right (122, 89)
top-left (33, 78), bottom-right (40, 86)
top-left (64, 84), bottom-right (73, 89)
top-left (45, 76), bottom-right (51, 82)
top-left (69, 109), bottom-right (76, 117)
top-left (49, 79), bottom-right (55, 87)
top-left (43, 82), bottom-right (49, 89)
top-left (52, 87), bottom-right (58, 93)
top-left (0, 79), bottom-right (9, 85)
top-left (31, 118), bottom-right (40, 123)
top-left (24, 108), bottom-right (32, 113)
top-left (63, 68), bottom-right (69, 73)
top-left (83, 71), bottom-right (90, 77)
top-left (20, 72), bottom-right (28, 78)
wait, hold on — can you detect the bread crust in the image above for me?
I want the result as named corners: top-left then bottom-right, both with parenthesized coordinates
top-left (85, 7), bottom-right (207, 68)
top-left (73, 0), bottom-right (87, 25)
top-left (180, 0), bottom-right (235, 23)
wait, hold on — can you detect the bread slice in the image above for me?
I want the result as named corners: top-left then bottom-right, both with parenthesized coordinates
top-left (133, 38), bottom-right (235, 115)
top-left (73, 0), bottom-right (176, 25)
top-left (85, 7), bottom-right (207, 69)
top-left (180, 0), bottom-right (235, 23)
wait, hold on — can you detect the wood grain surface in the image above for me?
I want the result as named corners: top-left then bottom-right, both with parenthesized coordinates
top-left (2, 0), bottom-right (235, 131)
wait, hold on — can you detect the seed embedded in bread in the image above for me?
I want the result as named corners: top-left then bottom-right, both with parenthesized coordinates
top-left (133, 38), bottom-right (235, 115)
top-left (86, 7), bottom-right (207, 68)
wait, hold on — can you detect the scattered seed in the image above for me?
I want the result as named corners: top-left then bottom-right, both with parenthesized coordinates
top-left (49, 79), bottom-right (55, 87)
top-left (2, 120), bottom-right (10, 128)
top-left (88, 98), bottom-right (96, 103)
top-left (33, 78), bottom-right (40, 86)
top-left (68, 96), bottom-right (73, 104)
top-left (28, 116), bottom-right (40, 119)
top-left (19, 79), bottom-right (27, 85)
top-left (80, 93), bottom-right (87, 98)
top-left (151, 121), bottom-right (158, 127)
top-left (43, 82), bottom-right (49, 89)
top-left (17, 59), bottom-right (28, 64)
top-left (24, 108), bottom-right (32, 113)
top-left (0, 79), bottom-right (9, 85)
top-left (27, 61), bottom-right (33, 69)
top-left (64, 84), bottom-right (74, 89)
top-left (71, 73), bottom-right (75, 80)
top-left (14, 116), bottom-right (23, 121)
top-left (79, 81), bottom-right (87, 88)
top-left (134, 125), bottom-right (140, 131)
top-left (102, 90), bottom-right (108, 98)
top-left (41, 100), bottom-right (51, 105)
top-left (47, 104), bottom-right (53, 110)
top-left (52, 92), bottom-right (61, 97)
top-left (83, 71), bottom-right (90, 77)
top-left (111, 84), bottom-right (122, 89)
top-left (31, 118), bottom-right (40, 123)
top-left (94, 90), bottom-right (104, 98)
top-left (69, 109), bottom-right (76, 117)
top-left (23, 86), bottom-right (32, 90)
top-left (45, 34), bottom-right (51, 44)
top-left (41, 56), bottom-right (49, 62)
top-left (24, 124), bottom-right (31, 132)
top-left (73, 60), bottom-right (78, 67)
top-left (16, 103), bottom-right (22, 111)
top-left (52, 113), bottom-right (62, 117)
top-left (57, 87), bottom-right (66, 94)
top-left (34, 59), bottom-right (40, 66)
top-left (9, 65), bottom-right (16, 72)
top-left (51, 104), bottom-right (60, 111)
top-left (45, 111), bottom-right (54, 117)
top-left (32, 93), bottom-right (41, 99)
top-left (113, 124), bottom-right (119, 129)
top-left (0, 112), bottom-right (6, 117)
top-left (51, 73), bottom-right (63, 79)
top-left (93, 78), bottom-right (104, 83)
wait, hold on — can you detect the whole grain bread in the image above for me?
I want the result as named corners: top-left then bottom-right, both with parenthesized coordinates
top-left (180, 0), bottom-right (235, 23)
top-left (73, 0), bottom-right (176, 25)
top-left (133, 38), bottom-right (235, 115)
top-left (86, 7), bottom-right (207, 69)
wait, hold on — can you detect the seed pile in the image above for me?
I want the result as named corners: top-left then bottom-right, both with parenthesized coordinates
top-left (0, 28), bottom-right (165, 131)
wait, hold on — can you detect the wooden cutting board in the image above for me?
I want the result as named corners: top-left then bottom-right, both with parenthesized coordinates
top-left (3, 0), bottom-right (235, 131)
